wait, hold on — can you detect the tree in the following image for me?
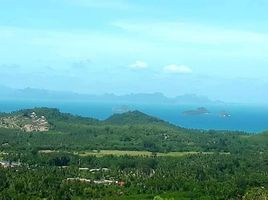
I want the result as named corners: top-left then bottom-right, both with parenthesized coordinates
top-left (0, 170), bottom-right (8, 191)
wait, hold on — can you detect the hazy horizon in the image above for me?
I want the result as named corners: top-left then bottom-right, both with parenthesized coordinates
top-left (1, 0), bottom-right (268, 104)
top-left (2, 85), bottom-right (268, 106)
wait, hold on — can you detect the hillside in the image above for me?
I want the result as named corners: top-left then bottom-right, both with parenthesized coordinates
top-left (15, 107), bottom-right (100, 125)
top-left (0, 107), bottom-right (265, 153)
top-left (0, 110), bottom-right (49, 132)
top-left (249, 131), bottom-right (268, 146)
top-left (0, 107), bottom-right (268, 199)
top-left (104, 110), bottom-right (173, 126)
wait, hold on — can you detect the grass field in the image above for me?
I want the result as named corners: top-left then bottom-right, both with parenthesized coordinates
top-left (78, 150), bottom-right (217, 157)
top-left (39, 149), bottom-right (230, 157)
top-left (79, 150), bottom-right (153, 157)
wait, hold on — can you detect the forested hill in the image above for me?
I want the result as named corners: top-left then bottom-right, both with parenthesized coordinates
top-left (104, 110), bottom-right (175, 127)
top-left (0, 107), bottom-right (267, 153)
top-left (3, 107), bottom-right (177, 129)
top-left (1, 107), bottom-right (268, 199)
top-left (15, 107), bottom-right (100, 124)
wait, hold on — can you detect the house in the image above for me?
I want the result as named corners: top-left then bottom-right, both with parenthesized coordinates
top-left (30, 112), bottom-right (37, 119)
top-left (66, 178), bottom-right (91, 183)
top-left (89, 168), bottom-right (110, 173)
top-left (0, 160), bottom-right (21, 168)
top-left (116, 181), bottom-right (126, 187)
top-left (93, 180), bottom-right (114, 185)
top-left (65, 178), bottom-right (125, 186)
top-left (79, 167), bottom-right (89, 171)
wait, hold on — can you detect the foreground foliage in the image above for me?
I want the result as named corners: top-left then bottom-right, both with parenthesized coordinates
top-left (0, 108), bottom-right (267, 199)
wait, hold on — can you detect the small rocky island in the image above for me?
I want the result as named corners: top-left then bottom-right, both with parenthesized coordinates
top-left (219, 111), bottom-right (231, 118)
top-left (183, 107), bottom-right (210, 116)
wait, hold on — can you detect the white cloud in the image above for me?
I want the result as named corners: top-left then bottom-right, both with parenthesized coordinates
top-left (163, 64), bottom-right (192, 74)
top-left (129, 60), bottom-right (148, 69)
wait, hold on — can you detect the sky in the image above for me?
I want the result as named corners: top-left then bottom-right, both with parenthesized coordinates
top-left (0, 0), bottom-right (268, 103)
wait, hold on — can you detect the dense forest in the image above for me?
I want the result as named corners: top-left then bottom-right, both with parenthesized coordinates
top-left (0, 108), bottom-right (267, 199)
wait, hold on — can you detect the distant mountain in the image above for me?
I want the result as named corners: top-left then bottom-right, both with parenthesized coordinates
top-left (0, 86), bottom-right (224, 105)
top-left (174, 94), bottom-right (224, 105)
top-left (0, 85), bottom-right (15, 96)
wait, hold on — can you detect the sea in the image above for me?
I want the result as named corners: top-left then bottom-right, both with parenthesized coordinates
top-left (0, 99), bottom-right (268, 133)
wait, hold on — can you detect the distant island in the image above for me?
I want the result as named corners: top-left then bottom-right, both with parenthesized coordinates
top-left (183, 107), bottom-right (232, 118)
top-left (183, 107), bottom-right (210, 116)
top-left (219, 111), bottom-right (231, 118)
top-left (0, 86), bottom-right (224, 105)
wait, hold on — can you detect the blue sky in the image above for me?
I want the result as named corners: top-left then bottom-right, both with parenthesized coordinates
top-left (0, 0), bottom-right (268, 103)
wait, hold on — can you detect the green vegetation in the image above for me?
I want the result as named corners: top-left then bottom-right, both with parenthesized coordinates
top-left (0, 107), bottom-right (267, 199)
top-left (78, 150), bottom-right (210, 157)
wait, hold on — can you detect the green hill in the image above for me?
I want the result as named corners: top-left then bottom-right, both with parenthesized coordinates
top-left (0, 107), bottom-right (268, 200)
top-left (249, 131), bottom-right (268, 146)
top-left (16, 107), bottom-right (99, 125)
top-left (104, 110), bottom-right (173, 126)
top-left (0, 107), bottom-right (265, 153)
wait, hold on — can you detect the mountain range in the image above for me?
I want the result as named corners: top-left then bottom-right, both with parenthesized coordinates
top-left (0, 86), bottom-right (224, 105)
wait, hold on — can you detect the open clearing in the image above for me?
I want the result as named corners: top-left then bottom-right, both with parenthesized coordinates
top-left (78, 150), bottom-right (228, 157)
top-left (39, 149), bottom-right (230, 157)
top-left (78, 150), bottom-right (153, 157)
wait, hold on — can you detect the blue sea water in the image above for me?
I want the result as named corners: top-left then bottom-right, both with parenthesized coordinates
top-left (0, 99), bottom-right (268, 133)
